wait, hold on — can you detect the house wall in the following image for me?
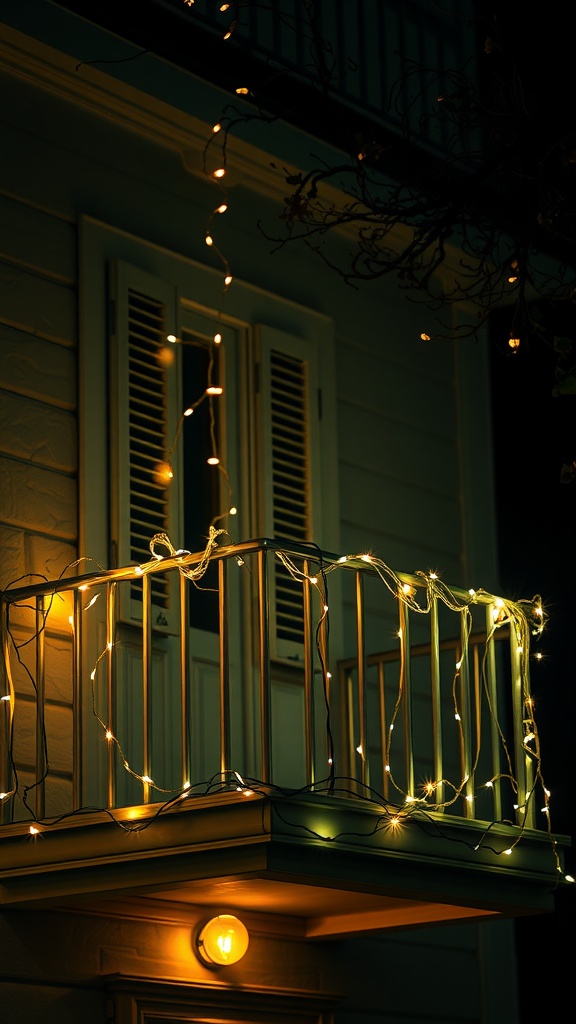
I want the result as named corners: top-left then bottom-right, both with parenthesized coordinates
top-left (0, 5), bottom-right (516, 1024)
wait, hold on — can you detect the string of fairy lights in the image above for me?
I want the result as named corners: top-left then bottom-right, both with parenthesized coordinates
top-left (0, 0), bottom-right (572, 894)
top-left (0, 539), bottom-right (573, 884)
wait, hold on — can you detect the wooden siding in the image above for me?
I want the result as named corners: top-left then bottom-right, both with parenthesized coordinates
top-left (0, 185), bottom-right (78, 586)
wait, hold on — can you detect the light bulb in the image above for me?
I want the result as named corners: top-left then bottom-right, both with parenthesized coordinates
top-left (196, 915), bottom-right (249, 966)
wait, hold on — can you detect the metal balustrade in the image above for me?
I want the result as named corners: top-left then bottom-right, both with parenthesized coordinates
top-left (0, 538), bottom-right (543, 837)
top-left (183, 0), bottom-right (476, 155)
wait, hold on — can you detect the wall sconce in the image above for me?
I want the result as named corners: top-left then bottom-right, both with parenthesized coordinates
top-left (195, 914), bottom-right (249, 966)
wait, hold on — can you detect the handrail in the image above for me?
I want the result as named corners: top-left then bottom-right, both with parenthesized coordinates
top-left (0, 538), bottom-right (546, 843)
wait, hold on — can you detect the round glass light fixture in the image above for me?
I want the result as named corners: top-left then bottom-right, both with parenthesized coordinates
top-left (195, 914), bottom-right (249, 966)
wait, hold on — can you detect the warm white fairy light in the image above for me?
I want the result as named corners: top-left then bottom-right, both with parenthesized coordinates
top-left (213, 167), bottom-right (226, 179)
top-left (214, 333), bottom-right (222, 344)
top-left (207, 456), bottom-right (220, 465)
top-left (206, 385), bottom-right (223, 395)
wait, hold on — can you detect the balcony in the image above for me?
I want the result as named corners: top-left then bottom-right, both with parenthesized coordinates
top-left (0, 538), bottom-right (569, 936)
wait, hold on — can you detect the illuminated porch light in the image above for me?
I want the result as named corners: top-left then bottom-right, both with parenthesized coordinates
top-left (196, 915), bottom-right (249, 966)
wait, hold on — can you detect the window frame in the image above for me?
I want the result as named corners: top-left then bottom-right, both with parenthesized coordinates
top-left (79, 214), bottom-right (342, 654)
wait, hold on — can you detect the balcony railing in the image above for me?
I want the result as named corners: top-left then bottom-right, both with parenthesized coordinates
top-left (181, 0), bottom-right (477, 155)
top-left (0, 537), bottom-right (553, 857)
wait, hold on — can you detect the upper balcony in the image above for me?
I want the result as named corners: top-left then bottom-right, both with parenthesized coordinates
top-left (0, 537), bottom-right (570, 937)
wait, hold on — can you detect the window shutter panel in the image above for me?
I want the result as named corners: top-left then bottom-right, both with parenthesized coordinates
top-left (256, 325), bottom-right (321, 660)
top-left (109, 261), bottom-right (182, 630)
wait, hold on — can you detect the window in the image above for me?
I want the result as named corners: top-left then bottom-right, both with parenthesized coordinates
top-left (80, 215), bottom-right (340, 651)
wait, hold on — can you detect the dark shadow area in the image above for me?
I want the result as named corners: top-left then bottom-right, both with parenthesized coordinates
top-left (490, 307), bottom-right (576, 1019)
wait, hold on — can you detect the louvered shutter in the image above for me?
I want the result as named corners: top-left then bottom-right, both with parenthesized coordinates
top-left (256, 326), bottom-right (321, 660)
top-left (109, 261), bottom-right (182, 630)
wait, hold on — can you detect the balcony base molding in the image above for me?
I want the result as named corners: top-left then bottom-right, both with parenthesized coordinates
top-left (0, 791), bottom-right (566, 936)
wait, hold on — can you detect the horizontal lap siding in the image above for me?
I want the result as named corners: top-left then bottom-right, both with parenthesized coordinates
top-left (336, 335), bottom-right (462, 572)
top-left (0, 145), bottom-right (79, 817)
top-left (0, 191), bottom-right (78, 585)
